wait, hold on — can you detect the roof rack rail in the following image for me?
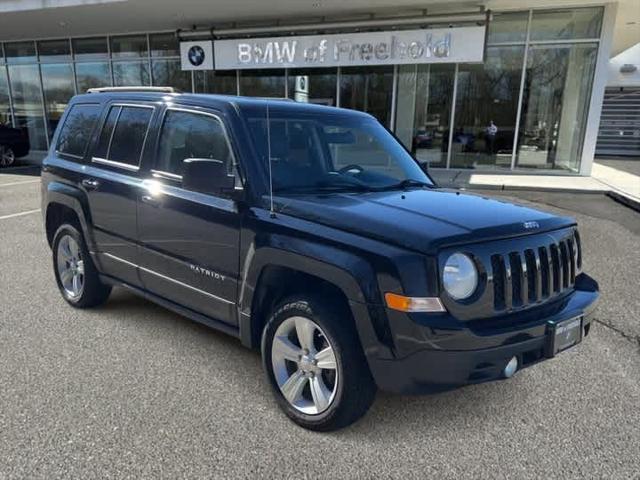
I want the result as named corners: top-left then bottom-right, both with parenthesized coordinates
top-left (252, 97), bottom-right (295, 102)
top-left (87, 86), bottom-right (178, 94)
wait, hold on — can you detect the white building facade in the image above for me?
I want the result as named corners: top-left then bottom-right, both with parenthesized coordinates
top-left (0, 0), bottom-right (636, 174)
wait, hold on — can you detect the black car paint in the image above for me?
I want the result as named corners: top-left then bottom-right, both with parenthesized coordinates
top-left (41, 92), bottom-right (599, 393)
top-left (0, 123), bottom-right (30, 158)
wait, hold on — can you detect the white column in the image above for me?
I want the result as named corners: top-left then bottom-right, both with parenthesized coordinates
top-left (579, 2), bottom-right (618, 176)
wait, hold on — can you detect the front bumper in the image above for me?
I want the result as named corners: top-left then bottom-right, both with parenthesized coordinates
top-left (365, 274), bottom-right (599, 394)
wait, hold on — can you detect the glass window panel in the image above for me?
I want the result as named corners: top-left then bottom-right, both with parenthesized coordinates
top-left (487, 11), bottom-right (529, 44)
top-left (152, 59), bottom-right (191, 92)
top-left (239, 69), bottom-right (285, 97)
top-left (157, 110), bottom-right (232, 177)
top-left (340, 66), bottom-right (393, 127)
top-left (5, 42), bottom-right (37, 64)
top-left (38, 40), bottom-right (71, 62)
top-left (0, 67), bottom-right (11, 125)
top-left (451, 46), bottom-right (525, 169)
top-left (194, 70), bottom-right (237, 94)
top-left (149, 33), bottom-right (180, 57)
top-left (110, 35), bottom-right (148, 59)
top-left (530, 7), bottom-right (603, 41)
top-left (113, 61), bottom-right (150, 86)
top-left (75, 62), bottom-right (112, 92)
top-left (394, 64), bottom-right (455, 168)
top-left (8, 64), bottom-right (48, 150)
top-left (287, 68), bottom-right (337, 106)
top-left (516, 43), bottom-right (598, 172)
top-left (94, 106), bottom-right (119, 159)
top-left (72, 37), bottom-right (108, 61)
top-left (41, 63), bottom-right (75, 139)
top-left (107, 106), bottom-right (153, 166)
top-left (0, 44), bottom-right (4, 64)
top-left (56, 104), bottom-right (101, 158)
top-left (245, 111), bottom-right (431, 192)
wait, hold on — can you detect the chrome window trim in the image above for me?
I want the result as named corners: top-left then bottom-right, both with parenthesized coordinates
top-left (151, 169), bottom-right (182, 181)
top-left (91, 156), bottom-right (140, 171)
top-left (102, 252), bottom-right (234, 305)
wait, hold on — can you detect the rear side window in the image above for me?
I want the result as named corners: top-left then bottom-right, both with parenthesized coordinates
top-left (93, 105), bottom-right (153, 168)
top-left (56, 104), bottom-right (101, 158)
top-left (156, 110), bottom-right (233, 177)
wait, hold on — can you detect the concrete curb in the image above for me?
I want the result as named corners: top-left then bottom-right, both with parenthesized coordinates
top-left (437, 181), bottom-right (640, 212)
top-left (607, 191), bottom-right (640, 213)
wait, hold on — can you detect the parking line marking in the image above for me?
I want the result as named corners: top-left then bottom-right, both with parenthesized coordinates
top-left (0, 179), bottom-right (40, 187)
top-left (0, 209), bottom-right (40, 220)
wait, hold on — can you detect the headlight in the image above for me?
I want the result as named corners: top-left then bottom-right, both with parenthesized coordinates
top-left (443, 253), bottom-right (478, 300)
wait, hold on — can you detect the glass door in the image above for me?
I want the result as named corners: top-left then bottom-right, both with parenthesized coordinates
top-left (450, 46), bottom-right (524, 169)
top-left (516, 44), bottom-right (598, 171)
top-left (394, 64), bottom-right (455, 168)
top-left (340, 66), bottom-right (393, 127)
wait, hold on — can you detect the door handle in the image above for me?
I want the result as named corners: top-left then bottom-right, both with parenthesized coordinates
top-left (81, 178), bottom-right (100, 190)
top-left (141, 194), bottom-right (161, 207)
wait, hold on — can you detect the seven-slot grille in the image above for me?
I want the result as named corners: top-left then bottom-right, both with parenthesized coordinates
top-left (490, 230), bottom-right (582, 311)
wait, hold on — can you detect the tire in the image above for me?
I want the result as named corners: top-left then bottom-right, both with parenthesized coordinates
top-left (0, 146), bottom-right (15, 167)
top-left (52, 223), bottom-right (111, 308)
top-left (261, 295), bottom-right (376, 431)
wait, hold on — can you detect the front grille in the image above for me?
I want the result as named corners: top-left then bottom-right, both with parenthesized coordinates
top-left (490, 233), bottom-right (579, 312)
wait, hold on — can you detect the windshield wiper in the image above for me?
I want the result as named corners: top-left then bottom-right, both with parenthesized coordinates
top-left (276, 182), bottom-right (374, 194)
top-left (378, 179), bottom-right (433, 191)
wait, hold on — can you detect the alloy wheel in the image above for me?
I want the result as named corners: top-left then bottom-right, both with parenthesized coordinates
top-left (271, 316), bottom-right (338, 415)
top-left (56, 235), bottom-right (85, 299)
top-left (0, 146), bottom-right (15, 167)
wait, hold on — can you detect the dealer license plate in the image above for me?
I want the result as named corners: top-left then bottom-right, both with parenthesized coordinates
top-left (547, 316), bottom-right (583, 357)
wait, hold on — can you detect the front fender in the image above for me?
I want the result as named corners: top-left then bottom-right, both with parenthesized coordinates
top-left (238, 237), bottom-right (394, 360)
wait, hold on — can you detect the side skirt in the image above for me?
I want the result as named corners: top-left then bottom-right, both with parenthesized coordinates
top-left (99, 274), bottom-right (242, 340)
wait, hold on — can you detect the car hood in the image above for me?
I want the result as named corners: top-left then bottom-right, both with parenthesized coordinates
top-left (272, 188), bottom-right (574, 255)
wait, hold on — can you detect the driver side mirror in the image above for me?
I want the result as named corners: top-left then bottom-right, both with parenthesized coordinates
top-left (182, 158), bottom-right (236, 196)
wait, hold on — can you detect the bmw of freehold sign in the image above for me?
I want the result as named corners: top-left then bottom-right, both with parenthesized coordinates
top-left (180, 40), bottom-right (214, 70)
top-left (211, 26), bottom-right (486, 70)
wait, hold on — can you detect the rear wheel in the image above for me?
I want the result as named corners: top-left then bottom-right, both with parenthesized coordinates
top-left (0, 146), bottom-right (15, 167)
top-left (52, 224), bottom-right (111, 308)
top-left (262, 295), bottom-right (376, 431)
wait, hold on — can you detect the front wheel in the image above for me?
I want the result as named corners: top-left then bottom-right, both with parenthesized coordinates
top-left (262, 295), bottom-right (376, 431)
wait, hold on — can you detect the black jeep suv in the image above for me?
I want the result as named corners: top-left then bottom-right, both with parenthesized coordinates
top-left (41, 88), bottom-right (599, 431)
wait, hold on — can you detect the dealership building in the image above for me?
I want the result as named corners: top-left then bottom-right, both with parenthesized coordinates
top-left (0, 0), bottom-right (638, 175)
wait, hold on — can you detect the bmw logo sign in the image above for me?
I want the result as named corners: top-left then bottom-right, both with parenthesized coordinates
top-left (188, 45), bottom-right (206, 67)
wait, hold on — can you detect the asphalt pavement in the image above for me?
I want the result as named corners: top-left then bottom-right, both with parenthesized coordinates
top-left (1, 166), bottom-right (639, 479)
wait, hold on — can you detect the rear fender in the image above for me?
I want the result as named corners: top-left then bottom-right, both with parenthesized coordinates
top-left (45, 181), bottom-right (96, 251)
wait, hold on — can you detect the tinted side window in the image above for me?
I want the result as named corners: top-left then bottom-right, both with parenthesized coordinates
top-left (93, 105), bottom-right (153, 167)
top-left (109, 107), bottom-right (153, 166)
top-left (156, 110), bottom-right (232, 177)
top-left (56, 104), bottom-right (101, 158)
top-left (93, 106), bottom-right (119, 159)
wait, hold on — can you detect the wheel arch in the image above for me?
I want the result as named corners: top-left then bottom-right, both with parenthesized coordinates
top-left (238, 245), bottom-right (393, 361)
top-left (45, 182), bottom-right (94, 250)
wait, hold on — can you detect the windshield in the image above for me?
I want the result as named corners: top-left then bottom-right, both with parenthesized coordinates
top-left (245, 108), bottom-right (433, 194)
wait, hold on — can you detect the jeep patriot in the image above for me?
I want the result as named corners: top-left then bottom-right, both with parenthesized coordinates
top-left (42, 88), bottom-right (599, 431)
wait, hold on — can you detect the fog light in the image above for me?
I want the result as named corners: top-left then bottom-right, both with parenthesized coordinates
top-left (503, 356), bottom-right (518, 378)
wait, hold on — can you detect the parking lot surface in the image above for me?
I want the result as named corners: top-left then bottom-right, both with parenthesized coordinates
top-left (1, 166), bottom-right (639, 479)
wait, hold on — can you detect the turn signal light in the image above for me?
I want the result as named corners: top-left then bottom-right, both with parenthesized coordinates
top-left (384, 293), bottom-right (446, 313)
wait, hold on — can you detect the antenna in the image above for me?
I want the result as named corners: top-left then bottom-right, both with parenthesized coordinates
top-left (267, 102), bottom-right (275, 218)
